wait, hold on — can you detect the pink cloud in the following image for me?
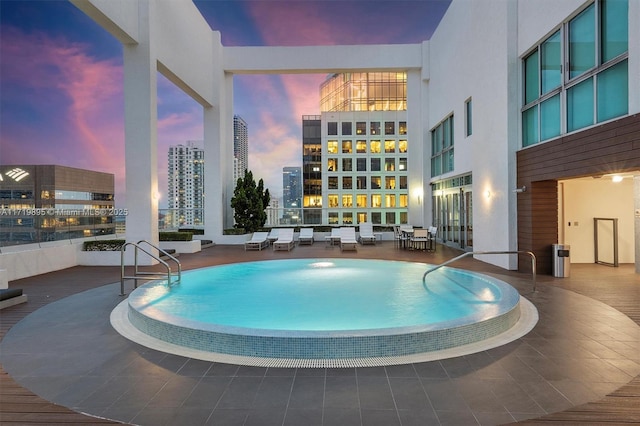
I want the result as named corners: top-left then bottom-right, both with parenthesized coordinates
top-left (1, 26), bottom-right (126, 195)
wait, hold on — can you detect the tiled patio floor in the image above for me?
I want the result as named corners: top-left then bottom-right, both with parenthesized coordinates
top-left (1, 242), bottom-right (639, 425)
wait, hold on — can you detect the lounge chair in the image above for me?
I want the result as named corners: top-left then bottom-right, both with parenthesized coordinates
top-left (244, 231), bottom-right (269, 251)
top-left (339, 227), bottom-right (358, 251)
top-left (267, 229), bottom-right (279, 245)
top-left (273, 228), bottom-right (295, 251)
top-left (325, 228), bottom-right (341, 246)
top-left (298, 228), bottom-right (314, 245)
top-left (358, 222), bottom-right (377, 245)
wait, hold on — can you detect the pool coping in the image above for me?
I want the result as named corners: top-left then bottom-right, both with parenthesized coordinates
top-left (111, 296), bottom-right (538, 368)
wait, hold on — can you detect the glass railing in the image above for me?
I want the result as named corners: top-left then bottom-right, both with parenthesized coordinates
top-left (159, 207), bottom-right (408, 231)
top-left (0, 208), bottom-right (122, 248)
top-left (1, 207), bottom-right (408, 248)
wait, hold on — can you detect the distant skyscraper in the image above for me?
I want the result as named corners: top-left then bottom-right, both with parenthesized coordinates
top-left (167, 141), bottom-right (204, 227)
top-left (301, 115), bottom-right (322, 224)
top-left (282, 166), bottom-right (302, 224)
top-left (233, 115), bottom-right (248, 182)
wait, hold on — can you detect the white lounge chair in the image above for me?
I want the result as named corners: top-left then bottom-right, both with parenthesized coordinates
top-left (325, 228), bottom-right (341, 246)
top-left (244, 232), bottom-right (269, 251)
top-left (298, 228), bottom-right (314, 245)
top-left (273, 228), bottom-right (295, 251)
top-left (358, 222), bottom-right (377, 245)
top-left (267, 229), bottom-right (279, 245)
top-left (339, 227), bottom-right (358, 251)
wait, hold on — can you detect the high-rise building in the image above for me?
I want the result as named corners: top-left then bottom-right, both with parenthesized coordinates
top-left (0, 165), bottom-right (115, 246)
top-left (266, 199), bottom-right (279, 227)
top-left (167, 141), bottom-right (204, 228)
top-left (282, 166), bottom-right (302, 224)
top-left (233, 115), bottom-right (248, 182)
top-left (303, 72), bottom-right (408, 226)
top-left (301, 115), bottom-right (322, 224)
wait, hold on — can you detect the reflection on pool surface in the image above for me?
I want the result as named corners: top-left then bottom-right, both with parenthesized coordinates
top-left (126, 259), bottom-right (522, 359)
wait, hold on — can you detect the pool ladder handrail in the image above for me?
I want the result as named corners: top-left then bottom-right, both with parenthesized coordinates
top-left (422, 250), bottom-right (537, 293)
top-left (120, 240), bottom-right (182, 296)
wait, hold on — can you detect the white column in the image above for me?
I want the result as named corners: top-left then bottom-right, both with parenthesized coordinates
top-left (123, 0), bottom-right (159, 258)
top-left (203, 33), bottom-right (235, 241)
top-left (406, 68), bottom-right (425, 227)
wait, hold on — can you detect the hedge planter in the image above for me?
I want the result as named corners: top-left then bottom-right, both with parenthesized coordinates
top-left (159, 240), bottom-right (201, 254)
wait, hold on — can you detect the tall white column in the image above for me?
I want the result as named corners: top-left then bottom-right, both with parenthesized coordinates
top-left (203, 32), bottom-right (235, 240)
top-left (123, 0), bottom-right (159, 255)
top-left (406, 68), bottom-right (425, 227)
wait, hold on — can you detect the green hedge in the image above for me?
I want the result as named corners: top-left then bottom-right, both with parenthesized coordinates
top-left (178, 228), bottom-right (205, 235)
top-left (83, 239), bottom-right (126, 251)
top-left (159, 231), bottom-right (193, 241)
top-left (224, 228), bottom-right (246, 235)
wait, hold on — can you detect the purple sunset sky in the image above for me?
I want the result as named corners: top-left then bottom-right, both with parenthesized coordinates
top-left (0, 0), bottom-right (450, 207)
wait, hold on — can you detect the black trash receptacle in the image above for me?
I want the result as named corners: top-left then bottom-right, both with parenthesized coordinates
top-left (552, 244), bottom-right (570, 277)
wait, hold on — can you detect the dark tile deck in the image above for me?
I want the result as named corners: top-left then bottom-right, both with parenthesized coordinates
top-left (1, 242), bottom-right (639, 425)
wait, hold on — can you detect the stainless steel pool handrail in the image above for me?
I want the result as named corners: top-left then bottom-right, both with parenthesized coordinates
top-left (422, 251), bottom-right (537, 292)
top-left (120, 240), bottom-right (181, 296)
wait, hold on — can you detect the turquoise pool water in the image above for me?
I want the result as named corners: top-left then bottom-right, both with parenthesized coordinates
top-left (129, 258), bottom-right (519, 336)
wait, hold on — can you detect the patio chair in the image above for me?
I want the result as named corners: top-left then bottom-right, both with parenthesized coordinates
top-left (273, 228), bottom-right (295, 251)
top-left (339, 227), bottom-right (358, 251)
top-left (393, 225), bottom-right (408, 248)
top-left (410, 228), bottom-right (430, 251)
top-left (298, 228), bottom-right (314, 245)
top-left (358, 222), bottom-right (377, 245)
top-left (428, 226), bottom-right (438, 251)
top-left (244, 231), bottom-right (270, 251)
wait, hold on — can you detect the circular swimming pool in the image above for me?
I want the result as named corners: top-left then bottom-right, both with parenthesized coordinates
top-left (124, 259), bottom-right (524, 362)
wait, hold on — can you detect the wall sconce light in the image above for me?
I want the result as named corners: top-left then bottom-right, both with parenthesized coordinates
top-left (513, 186), bottom-right (527, 193)
top-left (612, 175), bottom-right (623, 183)
top-left (484, 190), bottom-right (491, 199)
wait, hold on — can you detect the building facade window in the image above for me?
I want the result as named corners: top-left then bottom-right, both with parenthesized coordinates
top-left (370, 122), bottom-right (380, 135)
top-left (385, 121), bottom-right (395, 135)
top-left (356, 140), bottom-right (367, 153)
top-left (328, 122), bottom-right (338, 135)
top-left (465, 98), bottom-right (473, 136)
top-left (356, 122), bottom-right (366, 135)
top-left (356, 175), bottom-right (367, 189)
top-left (522, 0), bottom-right (628, 147)
top-left (327, 158), bottom-right (337, 171)
top-left (431, 115), bottom-right (454, 177)
top-left (371, 176), bottom-right (381, 189)
top-left (328, 140), bottom-right (338, 153)
top-left (384, 140), bottom-right (395, 153)
top-left (342, 122), bottom-right (352, 135)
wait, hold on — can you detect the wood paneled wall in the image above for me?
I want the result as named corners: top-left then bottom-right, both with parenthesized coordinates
top-left (517, 114), bottom-right (640, 274)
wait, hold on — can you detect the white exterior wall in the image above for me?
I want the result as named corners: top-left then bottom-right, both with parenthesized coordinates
top-left (427, 0), bottom-right (518, 268)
